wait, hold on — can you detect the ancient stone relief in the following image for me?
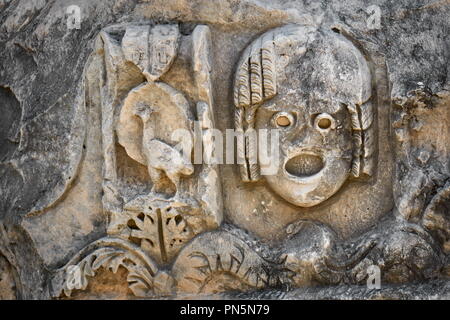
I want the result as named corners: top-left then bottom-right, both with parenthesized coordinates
top-left (1, 0), bottom-right (448, 302)
top-left (6, 19), bottom-right (441, 299)
top-left (169, 24), bottom-right (447, 294)
top-left (52, 23), bottom-right (223, 298)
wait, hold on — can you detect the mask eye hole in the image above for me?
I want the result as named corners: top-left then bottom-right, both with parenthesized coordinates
top-left (314, 113), bottom-right (336, 131)
top-left (318, 118), bottom-right (331, 129)
top-left (276, 116), bottom-right (291, 127)
top-left (273, 112), bottom-right (294, 128)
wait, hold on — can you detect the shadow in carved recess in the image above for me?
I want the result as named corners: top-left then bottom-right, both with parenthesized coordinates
top-left (0, 86), bottom-right (21, 162)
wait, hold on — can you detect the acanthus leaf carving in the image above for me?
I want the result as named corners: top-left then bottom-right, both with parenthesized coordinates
top-left (60, 237), bottom-right (164, 298)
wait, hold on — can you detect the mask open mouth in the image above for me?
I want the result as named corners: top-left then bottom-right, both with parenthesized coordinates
top-left (285, 154), bottom-right (324, 177)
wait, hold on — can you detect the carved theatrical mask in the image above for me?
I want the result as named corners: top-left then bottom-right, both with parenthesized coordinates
top-left (234, 25), bottom-right (375, 207)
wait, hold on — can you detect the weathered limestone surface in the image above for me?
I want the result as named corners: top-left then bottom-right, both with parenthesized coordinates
top-left (0, 0), bottom-right (449, 299)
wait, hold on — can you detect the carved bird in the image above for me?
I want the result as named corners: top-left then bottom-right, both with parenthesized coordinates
top-left (116, 81), bottom-right (194, 196)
